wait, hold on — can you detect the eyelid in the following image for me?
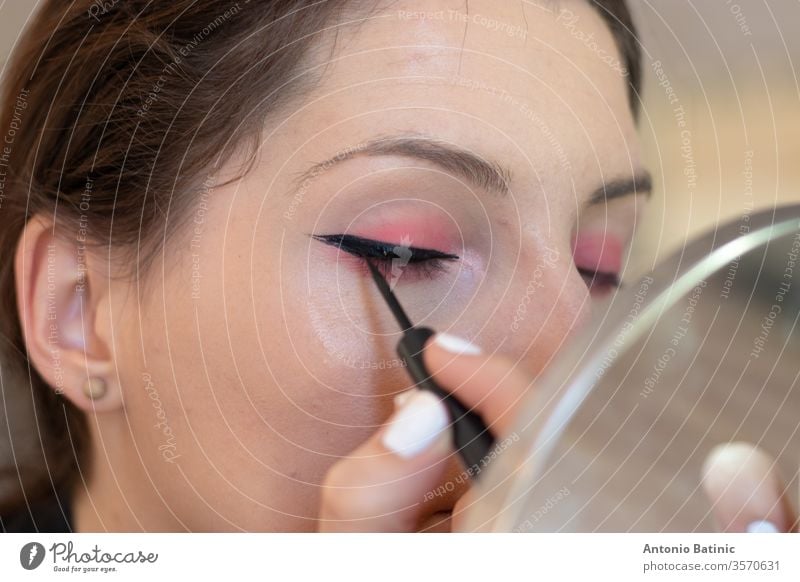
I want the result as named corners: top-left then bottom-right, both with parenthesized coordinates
top-left (311, 233), bottom-right (458, 282)
top-left (572, 232), bottom-right (623, 275)
top-left (311, 233), bottom-right (460, 262)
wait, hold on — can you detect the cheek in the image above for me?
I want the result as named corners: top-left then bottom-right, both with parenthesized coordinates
top-left (298, 270), bottom-right (411, 395)
top-left (271, 246), bottom-right (413, 438)
top-left (263, 278), bottom-right (406, 464)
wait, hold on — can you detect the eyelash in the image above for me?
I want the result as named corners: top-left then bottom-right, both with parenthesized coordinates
top-left (312, 234), bottom-right (459, 279)
top-left (576, 267), bottom-right (621, 293)
top-left (314, 233), bottom-right (621, 291)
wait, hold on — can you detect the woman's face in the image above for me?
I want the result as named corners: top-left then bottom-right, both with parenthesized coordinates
top-left (106, 0), bottom-right (648, 531)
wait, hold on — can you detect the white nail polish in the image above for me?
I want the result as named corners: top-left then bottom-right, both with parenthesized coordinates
top-left (382, 390), bottom-right (450, 458)
top-left (393, 389), bottom-right (415, 408)
top-left (746, 520), bottom-right (779, 533)
top-left (434, 333), bottom-right (482, 355)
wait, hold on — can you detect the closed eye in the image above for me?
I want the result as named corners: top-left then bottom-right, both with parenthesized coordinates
top-left (577, 267), bottom-right (621, 292)
top-left (311, 233), bottom-right (460, 280)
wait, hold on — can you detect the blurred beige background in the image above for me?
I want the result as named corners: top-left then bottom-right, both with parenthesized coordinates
top-left (1, 1), bottom-right (798, 275)
top-left (0, 1), bottom-right (37, 65)
top-left (630, 1), bottom-right (800, 275)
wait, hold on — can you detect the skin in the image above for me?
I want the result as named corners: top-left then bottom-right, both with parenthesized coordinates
top-left (15, 0), bottom-right (793, 532)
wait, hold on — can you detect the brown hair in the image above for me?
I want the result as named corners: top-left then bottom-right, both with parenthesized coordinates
top-left (0, 0), bottom-right (640, 520)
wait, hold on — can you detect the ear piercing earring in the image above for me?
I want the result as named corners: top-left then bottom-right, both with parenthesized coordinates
top-left (82, 377), bottom-right (107, 400)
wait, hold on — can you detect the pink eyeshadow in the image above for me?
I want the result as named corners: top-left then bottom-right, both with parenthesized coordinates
top-left (351, 218), bottom-right (461, 255)
top-left (572, 232), bottom-right (623, 273)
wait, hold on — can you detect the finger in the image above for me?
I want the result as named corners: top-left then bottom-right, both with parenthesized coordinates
top-left (422, 332), bottom-right (534, 438)
top-left (701, 442), bottom-right (798, 532)
top-left (318, 389), bottom-right (454, 532)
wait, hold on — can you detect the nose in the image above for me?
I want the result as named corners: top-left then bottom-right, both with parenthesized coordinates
top-left (469, 239), bottom-right (592, 379)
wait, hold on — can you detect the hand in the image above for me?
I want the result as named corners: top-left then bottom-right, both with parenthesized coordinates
top-left (317, 333), bottom-right (800, 533)
top-left (702, 442), bottom-right (798, 533)
top-left (317, 333), bottom-right (531, 532)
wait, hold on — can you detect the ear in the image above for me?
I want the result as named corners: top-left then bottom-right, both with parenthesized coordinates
top-left (14, 214), bottom-right (122, 413)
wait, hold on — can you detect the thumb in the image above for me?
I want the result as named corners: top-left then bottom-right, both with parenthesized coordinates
top-left (423, 333), bottom-right (535, 438)
top-left (701, 442), bottom-right (798, 532)
top-left (318, 389), bottom-right (454, 532)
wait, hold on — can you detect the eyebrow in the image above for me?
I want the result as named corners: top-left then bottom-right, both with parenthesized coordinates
top-left (291, 133), bottom-right (511, 195)
top-left (292, 132), bottom-right (651, 206)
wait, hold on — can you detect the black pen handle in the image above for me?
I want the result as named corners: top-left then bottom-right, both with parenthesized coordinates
top-left (396, 326), bottom-right (496, 478)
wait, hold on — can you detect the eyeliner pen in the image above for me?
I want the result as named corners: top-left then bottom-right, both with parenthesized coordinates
top-left (365, 259), bottom-right (496, 478)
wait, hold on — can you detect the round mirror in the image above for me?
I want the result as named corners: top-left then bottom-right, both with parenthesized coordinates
top-left (461, 204), bottom-right (800, 532)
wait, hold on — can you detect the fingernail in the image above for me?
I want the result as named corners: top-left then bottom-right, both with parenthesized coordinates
top-left (393, 389), bottom-right (415, 408)
top-left (746, 520), bottom-right (780, 533)
top-left (434, 333), bottom-right (482, 355)
top-left (382, 390), bottom-right (450, 458)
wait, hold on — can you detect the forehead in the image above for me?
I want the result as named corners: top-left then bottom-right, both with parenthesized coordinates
top-left (274, 0), bottom-right (640, 193)
top-left (313, 1), bottom-right (631, 112)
